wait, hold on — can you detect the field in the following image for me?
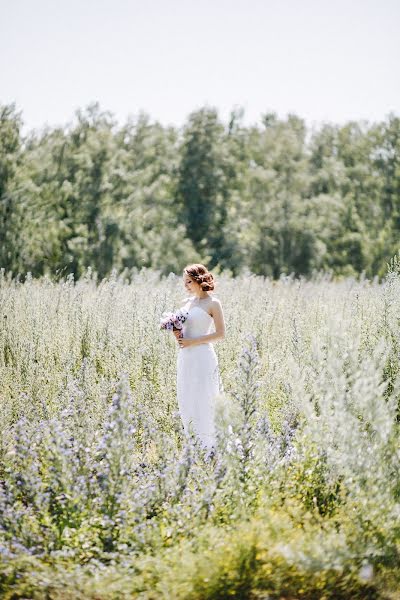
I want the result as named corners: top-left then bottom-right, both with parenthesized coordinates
top-left (0, 263), bottom-right (400, 599)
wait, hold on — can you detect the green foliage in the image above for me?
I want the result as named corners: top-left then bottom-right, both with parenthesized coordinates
top-left (1, 102), bottom-right (399, 279)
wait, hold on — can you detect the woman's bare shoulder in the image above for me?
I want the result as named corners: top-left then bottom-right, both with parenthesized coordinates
top-left (210, 296), bottom-right (223, 309)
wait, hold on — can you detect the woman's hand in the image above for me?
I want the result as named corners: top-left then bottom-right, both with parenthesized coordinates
top-left (172, 329), bottom-right (196, 348)
top-left (176, 335), bottom-right (195, 349)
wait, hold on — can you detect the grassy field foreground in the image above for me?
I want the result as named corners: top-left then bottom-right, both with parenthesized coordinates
top-left (0, 263), bottom-right (399, 599)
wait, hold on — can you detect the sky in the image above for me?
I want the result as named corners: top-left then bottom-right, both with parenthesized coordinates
top-left (1, 0), bottom-right (399, 134)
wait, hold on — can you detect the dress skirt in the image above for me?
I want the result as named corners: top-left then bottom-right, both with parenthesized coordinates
top-left (177, 342), bottom-right (221, 450)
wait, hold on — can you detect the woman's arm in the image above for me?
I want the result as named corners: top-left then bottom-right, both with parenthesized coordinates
top-left (190, 331), bottom-right (223, 345)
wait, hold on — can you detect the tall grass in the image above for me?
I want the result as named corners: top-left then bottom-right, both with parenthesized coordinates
top-left (0, 263), bottom-right (399, 598)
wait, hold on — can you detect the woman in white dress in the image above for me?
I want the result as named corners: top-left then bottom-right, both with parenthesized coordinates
top-left (174, 264), bottom-right (225, 452)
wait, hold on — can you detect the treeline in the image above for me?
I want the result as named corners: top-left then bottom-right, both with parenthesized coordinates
top-left (1, 102), bottom-right (399, 279)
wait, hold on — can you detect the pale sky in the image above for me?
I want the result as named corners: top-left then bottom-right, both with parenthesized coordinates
top-left (1, 0), bottom-right (399, 133)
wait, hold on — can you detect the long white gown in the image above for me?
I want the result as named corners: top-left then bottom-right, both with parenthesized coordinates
top-left (177, 302), bottom-right (223, 450)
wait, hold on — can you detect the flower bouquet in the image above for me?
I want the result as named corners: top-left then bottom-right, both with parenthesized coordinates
top-left (160, 308), bottom-right (189, 339)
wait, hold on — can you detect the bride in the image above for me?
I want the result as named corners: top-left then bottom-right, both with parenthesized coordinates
top-left (174, 264), bottom-right (225, 453)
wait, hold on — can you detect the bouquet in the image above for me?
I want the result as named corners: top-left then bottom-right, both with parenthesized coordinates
top-left (160, 308), bottom-right (189, 339)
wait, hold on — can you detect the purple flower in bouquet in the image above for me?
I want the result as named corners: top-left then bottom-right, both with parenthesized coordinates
top-left (160, 308), bottom-right (189, 335)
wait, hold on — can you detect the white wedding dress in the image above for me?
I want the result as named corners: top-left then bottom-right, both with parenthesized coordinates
top-left (177, 301), bottom-right (223, 450)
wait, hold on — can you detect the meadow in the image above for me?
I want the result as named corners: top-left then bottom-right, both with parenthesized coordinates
top-left (0, 261), bottom-right (399, 599)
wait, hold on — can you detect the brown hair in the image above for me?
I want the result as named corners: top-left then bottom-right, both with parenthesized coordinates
top-left (183, 264), bottom-right (215, 292)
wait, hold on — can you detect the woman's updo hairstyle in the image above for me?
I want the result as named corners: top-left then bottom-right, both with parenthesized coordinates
top-left (184, 264), bottom-right (215, 292)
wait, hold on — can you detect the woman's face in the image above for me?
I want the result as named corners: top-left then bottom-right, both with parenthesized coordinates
top-left (183, 273), bottom-right (199, 294)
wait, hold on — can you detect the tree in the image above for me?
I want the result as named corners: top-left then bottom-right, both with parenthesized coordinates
top-left (0, 104), bottom-right (23, 272)
top-left (176, 107), bottom-right (230, 268)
